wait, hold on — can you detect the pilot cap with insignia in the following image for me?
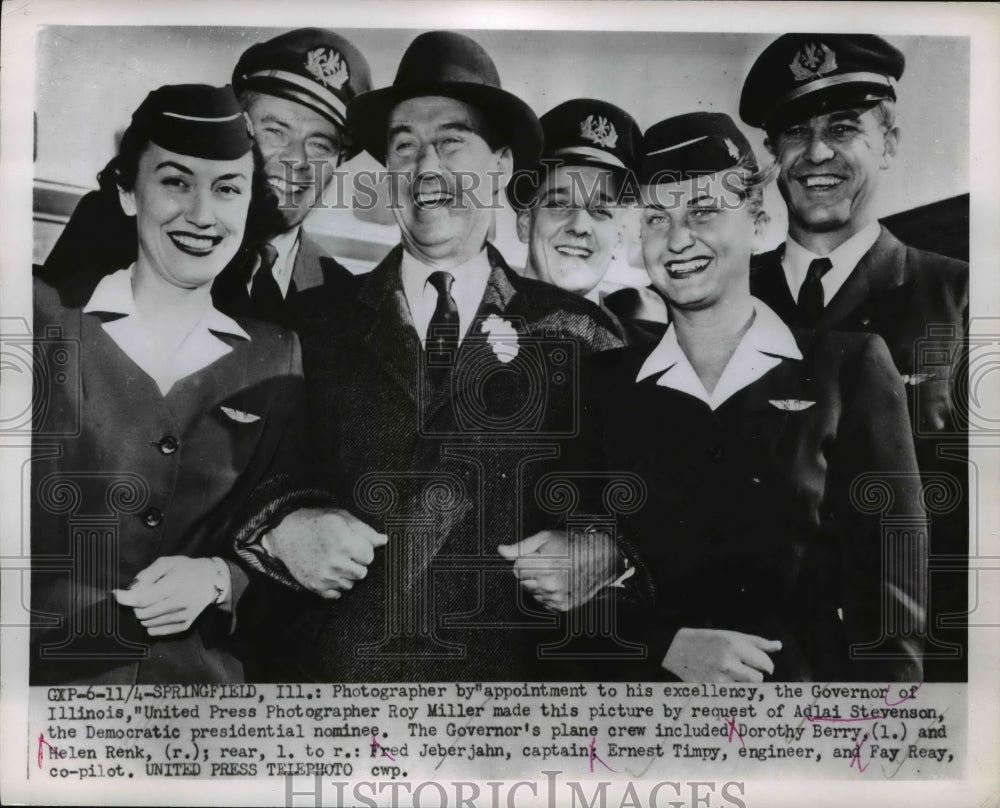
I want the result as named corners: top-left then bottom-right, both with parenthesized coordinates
top-left (131, 84), bottom-right (253, 160)
top-left (509, 98), bottom-right (642, 209)
top-left (638, 111), bottom-right (756, 185)
top-left (233, 28), bottom-right (372, 149)
top-left (740, 34), bottom-right (904, 130)
top-left (347, 31), bottom-right (543, 173)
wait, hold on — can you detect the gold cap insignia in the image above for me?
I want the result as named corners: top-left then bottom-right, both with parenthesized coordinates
top-left (304, 47), bottom-right (350, 90)
top-left (580, 114), bottom-right (619, 148)
top-left (723, 137), bottom-right (740, 160)
top-left (789, 42), bottom-right (838, 82)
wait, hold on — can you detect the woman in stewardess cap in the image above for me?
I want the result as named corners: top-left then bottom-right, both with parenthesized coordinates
top-left (31, 84), bottom-right (305, 685)
top-left (583, 112), bottom-right (926, 682)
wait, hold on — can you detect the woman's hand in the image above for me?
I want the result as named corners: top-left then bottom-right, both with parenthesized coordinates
top-left (112, 556), bottom-right (226, 636)
top-left (662, 627), bottom-right (781, 682)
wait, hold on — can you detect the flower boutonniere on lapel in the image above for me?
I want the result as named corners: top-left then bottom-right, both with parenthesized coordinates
top-left (481, 314), bottom-right (519, 363)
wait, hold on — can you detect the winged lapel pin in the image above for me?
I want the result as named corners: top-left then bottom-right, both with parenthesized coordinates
top-left (768, 399), bottom-right (816, 412)
top-left (220, 406), bottom-right (261, 424)
top-left (901, 372), bottom-right (936, 386)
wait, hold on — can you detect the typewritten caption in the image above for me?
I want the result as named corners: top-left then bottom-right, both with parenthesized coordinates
top-left (30, 682), bottom-right (964, 782)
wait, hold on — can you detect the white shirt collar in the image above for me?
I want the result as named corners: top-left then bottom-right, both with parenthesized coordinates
top-left (400, 248), bottom-right (493, 347)
top-left (245, 226), bottom-right (301, 298)
top-left (636, 297), bottom-right (801, 410)
top-left (85, 266), bottom-right (249, 395)
top-left (781, 221), bottom-right (880, 304)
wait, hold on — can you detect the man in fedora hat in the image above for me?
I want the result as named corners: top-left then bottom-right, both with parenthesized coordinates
top-left (510, 97), bottom-right (667, 345)
top-left (41, 28), bottom-right (371, 325)
top-left (742, 34), bottom-right (969, 680)
top-left (234, 31), bottom-right (623, 681)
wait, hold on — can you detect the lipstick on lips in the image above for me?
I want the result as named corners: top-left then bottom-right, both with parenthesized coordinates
top-left (168, 230), bottom-right (223, 256)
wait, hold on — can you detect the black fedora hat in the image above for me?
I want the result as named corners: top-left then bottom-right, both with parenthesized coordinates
top-left (347, 31), bottom-right (543, 172)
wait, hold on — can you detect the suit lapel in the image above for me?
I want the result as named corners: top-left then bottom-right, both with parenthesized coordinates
top-left (290, 231), bottom-right (326, 293)
top-left (816, 227), bottom-right (908, 330)
top-left (357, 246), bottom-right (421, 404)
top-left (751, 246), bottom-right (798, 324)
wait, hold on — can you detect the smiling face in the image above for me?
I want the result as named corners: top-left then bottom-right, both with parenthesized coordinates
top-left (517, 164), bottom-right (623, 298)
top-left (386, 96), bottom-right (512, 267)
top-left (640, 174), bottom-right (758, 311)
top-left (768, 105), bottom-right (898, 244)
top-left (118, 143), bottom-right (253, 289)
top-left (245, 92), bottom-right (346, 232)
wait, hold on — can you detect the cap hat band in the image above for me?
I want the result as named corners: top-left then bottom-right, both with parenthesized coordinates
top-left (161, 111), bottom-right (244, 123)
top-left (551, 145), bottom-right (628, 170)
top-left (777, 71), bottom-right (896, 109)
top-left (645, 135), bottom-right (709, 157)
top-left (245, 68), bottom-right (348, 124)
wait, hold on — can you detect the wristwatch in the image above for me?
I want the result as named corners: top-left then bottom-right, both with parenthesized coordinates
top-left (210, 557), bottom-right (229, 605)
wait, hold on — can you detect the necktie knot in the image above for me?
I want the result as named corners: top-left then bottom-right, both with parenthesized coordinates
top-left (428, 270), bottom-right (455, 296)
top-left (257, 242), bottom-right (279, 275)
top-left (806, 256), bottom-right (832, 282)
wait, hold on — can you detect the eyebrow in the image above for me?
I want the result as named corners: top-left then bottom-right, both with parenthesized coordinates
top-left (687, 194), bottom-right (719, 207)
top-left (259, 113), bottom-right (290, 128)
top-left (388, 120), bottom-right (478, 140)
top-left (828, 111), bottom-right (863, 123)
top-left (440, 121), bottom-right (476, 135)
top-left (154, 161), bottom-right (194, 174)
top-left (213, 173), bottom-right (249, 182)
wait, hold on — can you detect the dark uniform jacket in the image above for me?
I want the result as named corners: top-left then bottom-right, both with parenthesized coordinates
top-left (30, 278), bottom-right (305, 685)
top-left (210, 230), bottom-right (359, 325)
top-left (235, 243), bottom-right (624, 682)
top-left (751, 226), bottom-right (969, 680)
top-left (585, 319), bottom-right (926, 682)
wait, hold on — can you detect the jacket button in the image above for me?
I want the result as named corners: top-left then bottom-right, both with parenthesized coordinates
top-left (157, 436), bottom-right (179, 455)
top-left (141, 507), bottom-right (163, 528)
top-left (708, 444), bottom-right (725, 460)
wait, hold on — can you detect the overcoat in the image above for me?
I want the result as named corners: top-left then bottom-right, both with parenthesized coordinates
top-left (236, 243), bottom-right (624, 681)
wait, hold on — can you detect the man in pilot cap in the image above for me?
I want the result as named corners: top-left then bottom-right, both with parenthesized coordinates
top-left (42, 28), bottom-right (372, 324)
top-left (510, 98), bottom-right (667, 344)
top-left (741, 34), bottom-right (969, 680)
top-left (234, 31), bottom-right (623, 681)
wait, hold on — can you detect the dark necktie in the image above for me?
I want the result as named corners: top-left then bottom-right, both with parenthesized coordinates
top-left (250, 242), bottom-right (282, 322)
top-left (425, 270), bottom-right (460, 369)
top-left (797, 256), bottom-right (833, 327)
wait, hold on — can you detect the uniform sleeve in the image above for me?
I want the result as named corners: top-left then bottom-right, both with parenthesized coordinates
top-left (830, 333), bottom-right (926, 681)
top-left (230, 331), bottom-right (336, 592)
top-left (570, 355), bottom-right (661, 664)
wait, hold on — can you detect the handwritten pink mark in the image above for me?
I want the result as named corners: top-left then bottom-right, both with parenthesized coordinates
top-left (849, 732), bottom-right (871, 773)
top-left (884, 683), bottom-right (922, 707)
top-left (370, 735), bottom-right (395, 761)
top-left (724, 716), bottom-right (746, 749)
top-left (37, 733), bottom-right (63, 768)
top-left (589, 737), bottom-right (616, 773)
